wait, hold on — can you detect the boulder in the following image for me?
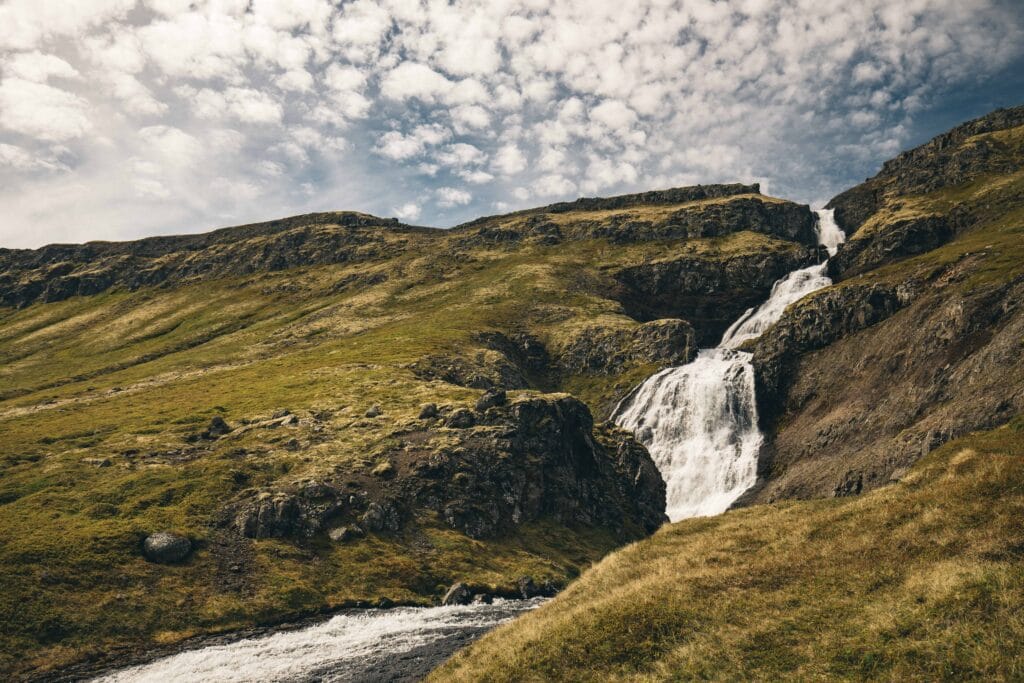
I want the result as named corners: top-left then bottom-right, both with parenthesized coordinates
top-left (442, 582), bottom-right (473, 606)
top-left (361, 501), bottom-right (402, 532)
top-left (365, 404), bottom-right (382, 418)
top-left (143, 532), bottom-right (192, 564)
top-left (418, 403), bottom-right (439, 419)
top-left (475, 389), bottom-right (507, 411)
top-left (472, 593), bottom-right (493, 605)
top-left (207, 416), bottom-right (232, 438)
top-left (328, 525), bottom-right (364, 543)
top-left (445, 409), bottom-right (476, 429)
top-left (517, 576), bottom-right (540, 599)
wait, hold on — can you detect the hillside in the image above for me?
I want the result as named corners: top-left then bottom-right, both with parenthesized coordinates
top-left (434, 105), bottom-right (1024, 680)
top-left (0, 184), bottom-right (819, 677)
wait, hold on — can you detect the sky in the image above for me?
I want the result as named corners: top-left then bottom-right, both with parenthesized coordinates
top-left (0, 0), bottom-right (1022, 249)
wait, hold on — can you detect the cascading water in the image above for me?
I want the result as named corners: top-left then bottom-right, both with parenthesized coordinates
top-left (614, 209), bottom-right (844, 521)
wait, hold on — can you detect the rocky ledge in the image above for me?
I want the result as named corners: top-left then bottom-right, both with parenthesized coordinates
top-left (227, 394), bottom-right (667, 544)
top-left (0, 212), bottom-right (432, 308)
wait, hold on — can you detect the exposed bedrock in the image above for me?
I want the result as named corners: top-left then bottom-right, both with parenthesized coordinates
top-left (749, 274), bottom-right (1024, 503)
top-left (227, 395), bottom-right (667, 543)
top-left (614, 246), bottom-right (823, 345)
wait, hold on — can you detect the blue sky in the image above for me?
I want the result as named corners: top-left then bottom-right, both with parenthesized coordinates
top-left (0, 0), bottom-right (1022, 248)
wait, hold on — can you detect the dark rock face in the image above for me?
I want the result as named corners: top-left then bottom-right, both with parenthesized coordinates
top-left (750, 281), bottom-right (907, 426)
top-left (410, 352), bottom-right (530, 391)
top-left (475, 389), bottom-right (507, 411)
top-left (827, 213), bottom-right (959, 281)
top-left (422, 397), bottom-right (666, 539)
top-left (827, 105), bottom-right (1024, 235)
top-left (232, 484), bottom-right (346, 539)
top-left (614, 246), bottom-right (822, 345)
top-left (749, 258), bottom-right (1024, 504)
top-left (0, 212), bottom-right (431, 308)
top-left (142, 532), bottom-right (192, 563)
top-left (557, 319), bottom-right (695, 374)
top-left (207, 416), bottom-right (232, 437)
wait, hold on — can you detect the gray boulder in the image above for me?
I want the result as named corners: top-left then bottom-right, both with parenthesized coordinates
top-left (445, 409), bottom-right (475, 429)
top-left (143, 532), bottom-right (192, 564)
top-left (475, 389), bottom-right (507, 411)
top-left (442, 582), bottom-right (473, 606)
top-left (418, 403), bottom-right (439, 419)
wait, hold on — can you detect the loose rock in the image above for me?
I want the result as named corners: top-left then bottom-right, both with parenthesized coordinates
top-left (442, 582), bottom-right (473, 606)
top-left (365, 404), bottom-right (382, 418)
top-left (418, 403), bottom-right (439, 419)
top-left (445, 409), bottom-right (475, 429)
top-left (143, 532), bottom-right (192, 564)
top-left (475, 389), bottom-right (507, 411)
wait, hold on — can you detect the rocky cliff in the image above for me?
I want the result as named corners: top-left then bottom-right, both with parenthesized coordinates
top-left (748, 105), bottom-right (1024, 502)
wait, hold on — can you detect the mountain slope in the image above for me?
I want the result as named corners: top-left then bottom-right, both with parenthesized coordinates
top-left (0, 185), bottom-right (817, 677)
top-left (433, 106), bottom-right (1024, 680)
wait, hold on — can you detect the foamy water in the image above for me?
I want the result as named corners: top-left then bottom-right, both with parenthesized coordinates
top-left (94, 599), bottom-right (545, 683)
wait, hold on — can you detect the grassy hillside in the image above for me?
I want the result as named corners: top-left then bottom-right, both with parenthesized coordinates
top-left (0, 190), bottom-right (815, 677)
top-left (434, 416), bottom-right (1024, 681)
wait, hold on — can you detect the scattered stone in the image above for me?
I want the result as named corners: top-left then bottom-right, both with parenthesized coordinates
top-left (208, 416), bottom-right (232, 437)
top-left (143, 532), bottom-right (192, 564)
top-left (445, 409), bottom-right (475, 429)
top-left (371, 461), bottom-right (395, 478)
top-left (475, 389), bottom-right (507, 411)
top-left (281, 414), bottom-right (299, 426)
top-left (83, 457), bottom-right (112, 468)
top-left (418, 403), bottom-right (439, 419)
top-left (328, 525), bottom-right (364, 543)
top-left (283, 438), bottom-right (301, 451)
top-left (361, 501), bottom-right (401, 532)
top-left (442, 582), bottom-right (473, 606)
top-left (271, 409), bottom-right (292, 419)
top-left (365, 404), bottom-right (382, 418)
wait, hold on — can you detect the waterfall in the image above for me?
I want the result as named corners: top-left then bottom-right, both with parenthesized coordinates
top-left (614, 209), bottom-right (843, 521)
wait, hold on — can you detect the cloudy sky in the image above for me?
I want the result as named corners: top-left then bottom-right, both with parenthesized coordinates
top-left (0, 0), bottom-right (1022, 248)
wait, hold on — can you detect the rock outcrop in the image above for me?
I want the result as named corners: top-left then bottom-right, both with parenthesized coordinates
top-left (614, 246), bottom-right (822, 344)
top-left (556, 319), bottom-right (695, 375)
top-left (226, 394), bottom-right (666, 542)
top-left (827, 104), bottom-right (1024, 235)
top-left (0, 212), bottom-right (431, 308)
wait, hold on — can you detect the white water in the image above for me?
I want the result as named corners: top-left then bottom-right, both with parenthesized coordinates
top-left (615, 209), bottom-right (843, 521)
top-left (94, 599), bottom-right (545, 683)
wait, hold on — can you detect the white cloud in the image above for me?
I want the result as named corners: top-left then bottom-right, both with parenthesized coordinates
top-left (375, 124), bottom-right (451, 160)
top-left (0, 143), bottom-right (67, 172)
top-left (380, 62), bottom-right (453, 102)
top-left (393, 202), bottom-right (421, 220)
top-left (1, 0), bottom-right (1023, 246)
top-left (188, 87), bottom-right (283, 124)
top-left (436, 186), bottom-right (472, 207)
top-left (492, 144), bottom-right (527, 175)
top-left (4, 52), bottom-right (80, 82)
top-left (0, 79), bottom-right (92, 141)
top-left (450, 104), bottom-right (491, 132)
